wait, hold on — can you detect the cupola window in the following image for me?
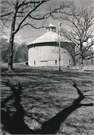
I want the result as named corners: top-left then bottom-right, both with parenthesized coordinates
top-left (46, 23), bottom-right (56, 32)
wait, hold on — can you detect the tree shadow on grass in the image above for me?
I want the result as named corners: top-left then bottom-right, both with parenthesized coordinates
top-left (1, 82), bottom-right (93, 134)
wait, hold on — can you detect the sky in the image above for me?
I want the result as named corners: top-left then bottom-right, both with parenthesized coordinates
top-left (1, 0), bottom-right (94, 44)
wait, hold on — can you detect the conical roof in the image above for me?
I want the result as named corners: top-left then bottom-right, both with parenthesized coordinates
top-left (30, 23), bottom-right (59, 45)
top-left (31, 32), bottom-right (59, 44)
top-left (47, 23), bottom-right (56, 28)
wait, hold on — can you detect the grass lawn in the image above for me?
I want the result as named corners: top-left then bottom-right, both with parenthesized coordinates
top-left (1, 63), bottom-right (94, 135)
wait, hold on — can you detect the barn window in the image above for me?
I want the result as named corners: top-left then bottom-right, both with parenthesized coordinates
top-left (69, 60), bottom-right (71, 64)
top-left (34, 61), bottom-right (36, 65)
top-left (55, 60), bottom-right (57, 64)
top-left (41, 60), bottom-right (47, 62)
top-left (69, 60), bottom-right (71, 66)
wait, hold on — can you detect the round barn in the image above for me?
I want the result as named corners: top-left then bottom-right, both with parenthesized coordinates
top-left (27, 23), bottom-right (75, 67)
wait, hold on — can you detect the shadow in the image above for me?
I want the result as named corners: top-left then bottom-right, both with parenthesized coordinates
top-left (1, 82), bottom-right (93, 134)
top-left (39, 83), bottom-right (93, 134)
top-left (1, 82), bottom-right (34, 134)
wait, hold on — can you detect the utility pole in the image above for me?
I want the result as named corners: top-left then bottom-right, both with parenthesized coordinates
top-left (58, 22), bottom-right (62, 71)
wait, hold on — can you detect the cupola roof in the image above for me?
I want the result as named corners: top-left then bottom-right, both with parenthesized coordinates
top-left (30, 23), bottom-right (59, 45)
top-left (47, 23), bottom-right (56, 28)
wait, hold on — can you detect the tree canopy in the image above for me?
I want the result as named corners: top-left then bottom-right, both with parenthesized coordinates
top-left (0, 38), bottom-right (28, 63)
top-left (59, 6), bottom-right (94, 66)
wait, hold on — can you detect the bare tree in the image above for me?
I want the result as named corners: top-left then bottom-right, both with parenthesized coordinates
top-left (0, 0), bottom-right (52, 70)
top-left (59, 6), bottom-right (94, 68)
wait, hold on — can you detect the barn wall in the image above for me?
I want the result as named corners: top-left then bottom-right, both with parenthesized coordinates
top-left (28, 43), bottom-right (74, 67)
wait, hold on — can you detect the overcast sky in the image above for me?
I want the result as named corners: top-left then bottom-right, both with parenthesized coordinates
top-left (2, 0), bottom-right (94, 44)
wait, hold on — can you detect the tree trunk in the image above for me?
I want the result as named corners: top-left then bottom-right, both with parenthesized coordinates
top-left (91, 52), bottom-right (93, 65)
top-left (80, 56), bottom-right (83, 70)
top-left (8, 33), bottom-right (14, 70)
top-left (81, 52), bottom-right (84, 70)
top-left (8, 7), bottom-right (17, 70)
top-left (80, 44), bottom-right (84, 71)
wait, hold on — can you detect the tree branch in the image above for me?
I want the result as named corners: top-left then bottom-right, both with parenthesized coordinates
top-left (20, 23), bottom-right (44, 30)
top-left (0, 11), bottom-right (13, 17)
top-left (14, 0), bottom-right (47, 34)
top-left (10, 0), bottom-right (16, 6)
top-left (28, 12), bottom-right (50, 20)
top-left (17, 0), bottom-right (49, 9)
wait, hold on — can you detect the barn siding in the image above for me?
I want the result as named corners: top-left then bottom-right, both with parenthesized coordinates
top-left (28, 43), bottom-right (74, 67)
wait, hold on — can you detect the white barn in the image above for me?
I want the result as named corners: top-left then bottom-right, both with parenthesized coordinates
top-left (27, 23), bottom-right (75, 67)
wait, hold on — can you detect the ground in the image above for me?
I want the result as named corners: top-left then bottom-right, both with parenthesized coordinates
top-left (1, 63), bottom-right (94, 135)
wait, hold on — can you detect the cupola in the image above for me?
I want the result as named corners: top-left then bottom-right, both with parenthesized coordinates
top-left (46, 23), bottom-right (56, 32)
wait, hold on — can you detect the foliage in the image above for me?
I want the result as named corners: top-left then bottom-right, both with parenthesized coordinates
top-left (13, 42), bottom-right (28, 63)
top-left (0, 38), bottom-right (28, 63)
top-left (0, 38), bottom-right (9, 62)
